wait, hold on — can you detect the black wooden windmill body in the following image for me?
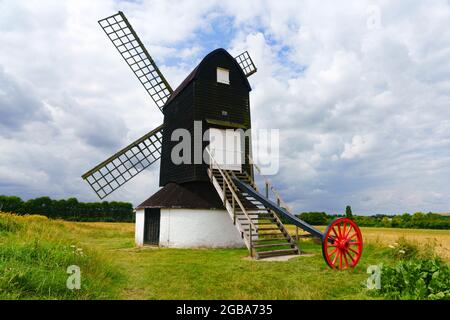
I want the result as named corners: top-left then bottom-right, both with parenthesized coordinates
top-left (82, 12), bottom-right (365, 266)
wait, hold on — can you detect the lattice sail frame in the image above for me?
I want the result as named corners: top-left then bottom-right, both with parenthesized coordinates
top-left (235, 51), bottom-right (257, 77)
top-left (82, 125), bottom-right (163, 199)
top-left (98, 12), bottom-right (173, 111)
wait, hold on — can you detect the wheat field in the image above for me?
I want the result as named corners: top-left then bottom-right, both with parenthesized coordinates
top-left (286, 224), bottom-right (450, 262)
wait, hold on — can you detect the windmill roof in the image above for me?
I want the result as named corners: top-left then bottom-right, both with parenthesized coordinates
top-left (163, 48), bottom-right (251, 109)
top-left (136, 181), bottom-right (224, 210)
top-left (136, 180), bottom-right (259, 210)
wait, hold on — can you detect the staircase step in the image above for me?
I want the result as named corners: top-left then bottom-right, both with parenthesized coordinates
top-left (234, 208), bottom-right (268, 212)
top-left (244, 227), bottom-right (281, 231)
top-left (234, 211), bottom-right (270, 215)
top-left (236, 217), bottom-right (271, 222)
top-left (237, 213), bottom-right (273, 217)
top-left (245, 230), bottom-right (285, 235)
top-left (237, 218), bottom-right (277, 222)
top-left (240, 222), bottom-right (278, 226)
top-left (257, 232), bottom-right (286, 237)
top-left (253, 243), bottom-right (296, 249)
top-left (256, 249), bottom-right (299, 259)
top-left (252, 238), bottom-right (291, 243)
top-left (257, 227), bottom-right (282, 231)
top-left (237, 215), bottom-right (267, 219)
top-left (235, 215), bottom-right (271, 220)
top-left (255, 216), bottom-right (276, 219)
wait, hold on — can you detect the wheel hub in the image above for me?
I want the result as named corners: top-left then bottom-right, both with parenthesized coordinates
top-left (337, 239), bottom-right (348, 250)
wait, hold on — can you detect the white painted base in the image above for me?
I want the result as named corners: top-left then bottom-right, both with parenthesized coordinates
top-left (160, 208), bottom-right (245, 248)
top-left (134, 208), bottom-right (245, 248)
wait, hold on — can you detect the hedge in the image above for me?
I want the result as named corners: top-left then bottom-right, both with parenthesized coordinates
top-left (296, 211), bottom-right (450, 230)
top-left (0, 195), bottom-right (134, 222)
top-left (2, 195), bottom-right (449, 229)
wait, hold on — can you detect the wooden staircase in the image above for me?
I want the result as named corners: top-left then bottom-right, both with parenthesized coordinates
top-left (207, 167), bottom-right (299, 259)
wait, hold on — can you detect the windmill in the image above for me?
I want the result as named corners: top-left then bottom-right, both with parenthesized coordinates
top-left (81, 11), bottom-right (265, 251)
top-left (82, 11), bottom-right (256, 199)
top-left (82, 12), bottom-right (364, 268)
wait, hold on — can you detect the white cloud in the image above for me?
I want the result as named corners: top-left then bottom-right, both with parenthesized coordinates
top-left (340, 135), bottom-right (374, 160)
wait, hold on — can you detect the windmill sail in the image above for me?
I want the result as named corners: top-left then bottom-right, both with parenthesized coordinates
top-left (82, 125), bottom-right (163, 199)
top-left (235, 51), bottom-right (257, 77)
top-left (98, 12), bottom-right (173, 111)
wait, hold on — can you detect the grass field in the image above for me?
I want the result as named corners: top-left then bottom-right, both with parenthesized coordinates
top-left (1, 213), bottom-right (449, 300)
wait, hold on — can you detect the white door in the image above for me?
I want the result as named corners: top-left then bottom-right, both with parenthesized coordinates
top-left (209, 128), bottom-right (242, 171)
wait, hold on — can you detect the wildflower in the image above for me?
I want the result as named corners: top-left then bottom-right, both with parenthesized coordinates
top-left (399, 250), bottom-right (405, 254)
top-left (388, 245), bottom-right (395, 249)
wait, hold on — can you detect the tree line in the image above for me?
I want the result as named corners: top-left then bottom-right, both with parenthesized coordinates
top-left (0, 195), bottom-right (134, 222)
top-left (296, 210), bottom-right (450, 230)
top-left (2, 196), bottom-right (449, 229)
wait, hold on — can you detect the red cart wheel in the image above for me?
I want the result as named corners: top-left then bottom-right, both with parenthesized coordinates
top-left (322, 218), bottom-right (363, 270)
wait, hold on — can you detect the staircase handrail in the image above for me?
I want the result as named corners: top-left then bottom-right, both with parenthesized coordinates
top-left (206, 147), bottom-right (257, 230)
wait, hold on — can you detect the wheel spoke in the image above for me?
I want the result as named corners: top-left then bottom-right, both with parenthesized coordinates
top-left (329, 250), bottom-right (338, 264)
top-left (338, 251), bottom-right (343, 269)
top-left (337, 223), bottom-right (343, 238)
top-left (342, 250), bottom-right (349, 269)
top-left (328, 247), bottom-right (338, 256)
top-left (349, 241), bottom-right (362, 246)
top-left (344, 224), bottom-right (354, 239)
top-left (342, 222), bottom-right (347, 239)
top-left (348, 232), bottom-right (358, 240)
top-left (348, 247), bottom-right (360, 256)
top-left (328, 236), bottom-right (337, 246)
top-left (332, 249), bottom-right (339, 265)
top-left (346, 247), bottom-right (356, 257)
top-left (345, 250), bottom-right (356, 266)
top-left (332, 227), bottom-right (339, 239)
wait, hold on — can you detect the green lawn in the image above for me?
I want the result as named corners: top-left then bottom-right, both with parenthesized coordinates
top-left (1, 213), bottom-right (446, 300)
top-left (73, 224), bottom-right (383, 300)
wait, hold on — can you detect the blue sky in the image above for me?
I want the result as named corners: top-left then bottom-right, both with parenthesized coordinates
top-left (1, 0), bottom-right (450, 215)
